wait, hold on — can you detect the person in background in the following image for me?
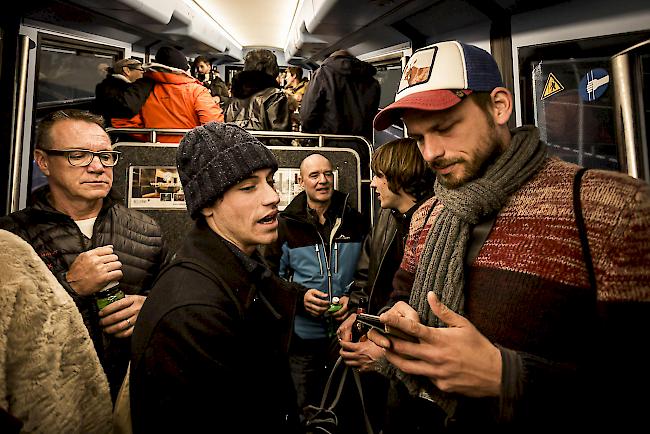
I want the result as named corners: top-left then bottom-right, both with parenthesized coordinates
top-left (130, 122), bottom-right (301, 433)
top-left (284, 66), bottom-right (309, 132)
top-left (340, 40), bottom-right (650, 432)
top-left (347, 138), bottom-right (435, 315)
top-left (265, 153), bottom-right (367, 420)
top-left (284, 66), bottom-right (309, 104)
top-left (0, 229), bottom-right (112, 433)
top-left (114, 46), bottom-right (223, 142)
top-left (192, 55), bottom-right (230, 109)
top-left (336, 138), bottom-right (434, 432)
top-left (93, 58), bottom-right (154, 127)
top-left (300, 49), bottom-right (380, 171)
top-left (225, 49), bottom-right (291, 132)
top-left (0, 110), bottom-right (167, 401)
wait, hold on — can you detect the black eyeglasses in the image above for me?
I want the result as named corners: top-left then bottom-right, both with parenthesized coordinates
top-left (42, 149), bottom-right (121, 167)
top-left (128, 66), bottom-right (144, 72)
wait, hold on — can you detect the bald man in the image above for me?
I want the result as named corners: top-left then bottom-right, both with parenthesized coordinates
top-left (265, 153), bottom-right (367, 417)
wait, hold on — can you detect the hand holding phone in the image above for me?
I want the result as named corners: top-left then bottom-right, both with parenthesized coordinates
top-left (355, 313), bottom-right (418, 343)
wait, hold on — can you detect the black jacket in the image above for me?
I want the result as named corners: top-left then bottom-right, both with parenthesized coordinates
top-left (93, 75), bottom-right (154, 126)
top-left (225, 70), bottom-right (291, 132)
top-left (130, 220), bottom-right (300, 433)
top-left (300, 54), bottom-right (380, 140)
top-left (351, 208), bottom-right (400, 314)
top-left (351, 200), bottom-right (428, 314)
top-left (0, 186), bottom-right (167, 398)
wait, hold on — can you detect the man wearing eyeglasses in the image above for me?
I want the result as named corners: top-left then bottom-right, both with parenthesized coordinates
top-left (0, 109), bottom-right (167, 401)
top-left (93, 57), bottom-right (154, 127)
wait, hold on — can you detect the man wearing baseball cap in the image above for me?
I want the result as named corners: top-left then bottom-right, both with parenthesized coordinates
top-left (93, 57), bottom-right (154, 127)
top-left (130, 123), bottom-right (301, 432)
top-left (339, 40), bottom-right (650, 431)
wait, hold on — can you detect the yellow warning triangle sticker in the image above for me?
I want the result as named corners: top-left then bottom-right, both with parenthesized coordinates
top-left (541, 72), bottom-right (564, 100)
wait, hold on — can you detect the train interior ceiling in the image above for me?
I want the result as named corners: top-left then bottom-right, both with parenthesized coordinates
top-left (1, 0), bottom-right (650, 216)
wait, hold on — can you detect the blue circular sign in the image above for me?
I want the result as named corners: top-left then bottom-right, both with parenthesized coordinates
top-left (579, 68), bottom-right (609, 102)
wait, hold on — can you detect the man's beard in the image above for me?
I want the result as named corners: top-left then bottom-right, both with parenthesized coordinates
top-left (432, 129), bottom-right (505, 189)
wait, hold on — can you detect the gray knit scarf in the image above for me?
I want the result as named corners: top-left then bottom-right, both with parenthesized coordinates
top-left (384, 126), bottom-right (547, 417)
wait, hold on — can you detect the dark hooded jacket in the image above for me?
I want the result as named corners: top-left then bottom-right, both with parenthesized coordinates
top-left (225, 70), bottom-right (291, 131)
top-left (0, 186), bottom-right (167, 399)
top-left (130, 220), bottom-right (300, 433)
top-left (112, 63), bottom-right (224, 143)
top-left (93, 74), bottom-right (154, 127)
top-left (300, 53), bottom-right (380, 140)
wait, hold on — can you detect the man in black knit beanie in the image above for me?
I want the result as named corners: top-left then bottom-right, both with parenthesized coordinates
top-left (130, 122), bottom-right (302, 433)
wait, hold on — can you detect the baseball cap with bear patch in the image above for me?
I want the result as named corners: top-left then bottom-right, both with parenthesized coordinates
top-left (373, 41), bottom-right (504, 130)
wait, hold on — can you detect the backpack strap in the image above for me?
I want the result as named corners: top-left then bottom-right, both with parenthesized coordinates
top-left (350, 366), bottom-right (375, 434)
top-left (318, 356), bottom-right (374, 433)
top-left (573, 168), bottom-right (597, 292)
top-left (319, 356), bottom-right (346, 409)
top-left (466, 214), bottom-right (497, 265)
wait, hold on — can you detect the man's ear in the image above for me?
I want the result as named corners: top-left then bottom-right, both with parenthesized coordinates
top-left (490, 87), bottom-right (513, 126)
top-left (34, 149), bottom-right (50, 176)
top-left (200, 197), bottom-right (223, 218)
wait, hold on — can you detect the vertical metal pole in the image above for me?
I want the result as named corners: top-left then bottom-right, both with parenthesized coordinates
top-left (612, 53), bottom-right (639, 178)
top-left (10, 35), bottom-right (32, 212)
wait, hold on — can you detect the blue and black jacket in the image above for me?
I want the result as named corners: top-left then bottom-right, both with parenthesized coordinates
top-left (265, 190), bottom-right (367, 339)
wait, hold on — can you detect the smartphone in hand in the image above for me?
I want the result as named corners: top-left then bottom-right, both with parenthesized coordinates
top-left (355, 313), bottom-right (418, 343)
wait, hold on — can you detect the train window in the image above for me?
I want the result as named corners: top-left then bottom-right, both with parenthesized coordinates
top-left (520, 31), bottom-right (650, 177)
top-left (225, 65), bottom-right (243, 85)
top-left (374, 63), bottom-right (405, 146)
top-left (531, 57), bottom-right (619, 170)
top-left (35, 34), bottom-right (123, 111)
top-left (375, 65), bottom-right (403, 109)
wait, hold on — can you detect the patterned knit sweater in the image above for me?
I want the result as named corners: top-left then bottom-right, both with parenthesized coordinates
top-left (391, 157), bottom-right (650, 430)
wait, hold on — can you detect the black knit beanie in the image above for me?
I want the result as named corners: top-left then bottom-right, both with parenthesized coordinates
top-left (155, 46), bottom-right (190, 71)
top-left (177, 122), bottom-right (278, 219)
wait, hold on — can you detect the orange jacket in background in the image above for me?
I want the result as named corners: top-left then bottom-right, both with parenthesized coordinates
top-left (114, 65), bottom-right (223, 143)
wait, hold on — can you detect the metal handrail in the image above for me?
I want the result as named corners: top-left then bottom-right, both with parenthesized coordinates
top-left (106, 127), bottom-right (372, 157)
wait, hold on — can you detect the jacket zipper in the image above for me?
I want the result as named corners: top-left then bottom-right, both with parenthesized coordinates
top-left (333, 243), bottom-right (339, 274)
top-left (284, 194), bottom-right (348, 303)
top-left (315, 232), bottom-right (332, 303)
top-left (329, 217), bottom-right (342, 276)
top-left (315, 244), bottom-right (324, 275)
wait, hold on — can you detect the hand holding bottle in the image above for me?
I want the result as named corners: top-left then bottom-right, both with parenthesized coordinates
top-left (66, 245), bottom-right (123, 296)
